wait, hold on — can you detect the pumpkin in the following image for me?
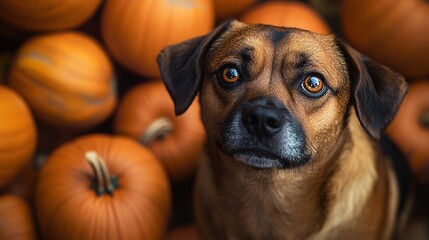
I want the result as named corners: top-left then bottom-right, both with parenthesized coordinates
top-left (386, 80), bottom-right (429, 157)
top-left (113, 81), bottom-right (205, 181)
top-left (341, 0), bottom-right (429, 78)
top-left (213, 0), bottom-right (258, 21)
top-left (0, 86), bottom-right (36, 189)
top-left (387, 80), bottom-right (429, 184)
top-left (0, 194), bottom-right (37, 240)
top-left (166, 225), bottom-right (200, 240)
top-left (101, 0), bottom-right (215, 78)
top-left (239, 1), bottom-right (331, 34)
top-left (8, 32), bottom-right (117, 132)
top-left (0, 0), bottom-right (102, 31)
top-left (36, 134), bottom-right (171, 240)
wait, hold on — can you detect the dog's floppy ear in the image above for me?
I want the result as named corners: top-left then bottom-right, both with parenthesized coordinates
top-left (157, 20), bottom-right (239, 115)
top-left (338, 41), bottom-right (408, 139)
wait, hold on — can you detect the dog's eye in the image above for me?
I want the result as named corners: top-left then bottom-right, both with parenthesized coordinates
top-left (301, 75), bottom-right (325, 96)
top-left (222, 67), bottom-right (240, 84)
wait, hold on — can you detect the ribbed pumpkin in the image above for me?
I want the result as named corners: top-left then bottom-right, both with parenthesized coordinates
top-left (0, 0), bottom-right (102, 31)
top-left (0, 86), bottom-right (36, 189)
top-left (213, 0), bottom-right (258, 21)
top-left (101, 0), bottom-right (215, 78)
top-left (113, 81), bottom-right (205, 181)
top-left (8, 32), bottom-right (117, 132)
top-left (239, 1), bottom-right (331, 34)
top-left (387, 80), bottom-right (429, 183)
top-left (36, 134), bottom-right (171, 240)
top-left (341, 0), bottom-right (429, 78)
top-left (0, 194), bottom-right (37, 240)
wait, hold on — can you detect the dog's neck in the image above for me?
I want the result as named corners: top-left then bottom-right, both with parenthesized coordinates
top-left (199, 108), bottom-right (397, 239)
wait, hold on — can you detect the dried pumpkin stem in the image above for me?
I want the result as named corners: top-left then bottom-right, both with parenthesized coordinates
top-left (420, 112), bottom-right (429, 129)
top-left (85, 151), bottom-right (105, 195)
top-left (85, 151), bottom-right (117, 195)
top-left (140, 117), bottom-right (174, 145)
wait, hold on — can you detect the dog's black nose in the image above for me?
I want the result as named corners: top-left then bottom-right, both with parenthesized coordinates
top-left (242, 104), bottom-right (285, 138)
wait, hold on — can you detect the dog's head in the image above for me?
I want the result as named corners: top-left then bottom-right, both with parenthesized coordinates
top-left (157, 20), bottom-right (407, 169)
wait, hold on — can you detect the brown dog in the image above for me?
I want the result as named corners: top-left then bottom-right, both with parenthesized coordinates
top-left (157, 20), bottom-right (410, 239)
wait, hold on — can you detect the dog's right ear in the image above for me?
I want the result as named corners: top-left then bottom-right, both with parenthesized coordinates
top-left (157, 20), bottom-right (239, 115)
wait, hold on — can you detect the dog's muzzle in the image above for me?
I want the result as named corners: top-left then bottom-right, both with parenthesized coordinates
top-left (219, 97), bottom-right (311, 169)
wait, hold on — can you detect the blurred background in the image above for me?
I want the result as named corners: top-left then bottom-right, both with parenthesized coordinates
top-left (0, 0), bottom-right (428, 239)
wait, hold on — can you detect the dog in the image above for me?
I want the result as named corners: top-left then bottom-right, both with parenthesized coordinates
top-left (157, 20), bottom-right (412, 239)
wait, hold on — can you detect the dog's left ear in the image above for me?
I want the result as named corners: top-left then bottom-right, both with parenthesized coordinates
top-left (157, 20), bottom-right (242, 115)
top-left (338, 41), bottom-right (408, 139)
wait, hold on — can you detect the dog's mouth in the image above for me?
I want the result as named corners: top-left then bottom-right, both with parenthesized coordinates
top-left (217, 141), bottom-right (311, 169)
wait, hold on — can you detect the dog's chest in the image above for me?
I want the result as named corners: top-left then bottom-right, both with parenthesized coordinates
top-left (214, 169), bottom-right (327, 239)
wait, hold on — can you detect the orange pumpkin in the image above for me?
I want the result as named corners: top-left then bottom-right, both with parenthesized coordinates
top-left (341, 0), bottom-right (429, 78)
top-left (101, 0), bottom-right (215, 78)
top-left (0, 86), bottom-right (36, 189)
top-left (387, 80), bottom-right (429, 184)
top-left (8, 32), bottom-right (117, 132)
top-left (0, 194), bottom-right (37, 240)
top-left (36, 134), bottom-right (171, 240)
top-left (387, 80), bottom-right (429, 157)
top-left (166, 225), bottom-right (200, 240)
top-left (114, 81), bottom-right (205, 181)
top-left (0, 0), bottom-right (102, 31)
top-left (213, 0), bottom-right (258, 21)
top-left (239, 1), bottom-right (331, 34)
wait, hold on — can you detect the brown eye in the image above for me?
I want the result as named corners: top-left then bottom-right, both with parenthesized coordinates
top-left (222, 67), bottom-right (240, 84)
top-left (302, 75), bottom-right (324, 94)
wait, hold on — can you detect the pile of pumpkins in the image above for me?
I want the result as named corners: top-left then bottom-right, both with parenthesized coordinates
top-left (0, 0), bottom-right (428, 239)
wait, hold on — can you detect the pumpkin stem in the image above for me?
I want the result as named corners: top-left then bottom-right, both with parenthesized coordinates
top-left (85, 151), bottom-right (118, 195)
top-left (420, 112), bottom-right (429, 129)
top-left (140, 117), bottom-right (174, 145)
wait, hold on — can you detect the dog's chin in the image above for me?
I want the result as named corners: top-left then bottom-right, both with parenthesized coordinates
top-left (219, 146), bottom-right (311, 169)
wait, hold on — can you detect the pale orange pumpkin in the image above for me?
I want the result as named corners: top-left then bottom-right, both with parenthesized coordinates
top-left (101, 0), bottom-right (215, 78)
top-left (213, 0), bottom-right (258, 21)
top-left (0, 0), bottom-right (102, 31)
top-left (239, 1), bottom-right (331, 34)
top-left (36, 134), bottom-right (171, 240)
top-left (0, 194), bottom-right (37, 240)
top-left (341, 0), bottom-right (429, 78)
top-left (0, 86), bottom-right (36, 189)
top-left (8, 32), bottom-right (117, 132)
top-left (113, 81), bottom-right (205, 181)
